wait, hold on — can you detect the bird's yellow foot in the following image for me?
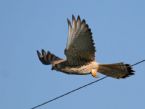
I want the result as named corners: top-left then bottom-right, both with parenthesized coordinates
top-left (91, 69), bottom-right (98, 78)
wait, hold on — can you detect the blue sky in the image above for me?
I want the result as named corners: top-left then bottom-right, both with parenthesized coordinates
top-left (0, 0), bottom-right (145, 109)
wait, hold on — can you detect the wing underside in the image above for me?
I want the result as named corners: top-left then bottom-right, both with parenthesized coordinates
top-left (65, 15), bottom-right (96, 66)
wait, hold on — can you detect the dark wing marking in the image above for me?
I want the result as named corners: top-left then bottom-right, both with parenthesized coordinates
top-left (37, 49), bottom-right (62, 65)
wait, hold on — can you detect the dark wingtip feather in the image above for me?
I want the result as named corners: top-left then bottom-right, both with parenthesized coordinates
top-left (37, 50), bottom-right (43, 59)
top-left (77, 15), bottom-right (81, 21)
top-left (37, 49), bottom-right (62, 65)
top-left (42, 49), bottom-right (46, 55)
top-left (122, 64), bottom-right (135, 78)
top-left (37, 49), bottom-right (50, 65)
top-left (67, 18), bottom-right (72, 28)
top-left (67, 18), bottom-right (70, 23)
top-left (72, 15), bottom-right (75, 21)
top-left (82, 19), bottom-right (86, 24)
top-left (37, 50), bottom-right (40, 56)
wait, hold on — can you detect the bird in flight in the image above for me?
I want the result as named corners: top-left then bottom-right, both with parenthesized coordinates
top-left (37, 15), bottom-right (134, 79)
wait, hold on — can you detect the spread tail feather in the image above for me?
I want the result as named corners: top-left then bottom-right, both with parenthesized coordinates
top-left (98, 63), bottom-right (134, 79)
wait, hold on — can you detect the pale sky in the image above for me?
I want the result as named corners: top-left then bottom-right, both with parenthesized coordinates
top-left (0, 0), bottom-right (145, 109)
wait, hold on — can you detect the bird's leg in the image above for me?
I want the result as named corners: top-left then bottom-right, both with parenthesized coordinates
top-left (91, 69), bottom-right (98, 78)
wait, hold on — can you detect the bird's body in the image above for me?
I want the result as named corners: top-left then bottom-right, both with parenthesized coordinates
top-left (52, 60), bottom-right (99, 75)
top-left (37, 15), bottom-right (134, 79)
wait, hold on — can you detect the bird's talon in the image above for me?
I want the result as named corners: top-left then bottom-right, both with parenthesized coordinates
top-left (91, 69), bottom-right (98, 78)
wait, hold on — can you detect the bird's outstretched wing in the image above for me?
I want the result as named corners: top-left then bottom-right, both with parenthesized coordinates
top-left (65, 15), bottom-right (96, 66)
top-left (37, 49), bottom-right (62, 65)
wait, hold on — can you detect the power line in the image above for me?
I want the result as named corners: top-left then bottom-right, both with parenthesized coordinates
top-left (31, 59), bottom-right (145, 109)
top-left (131, 60), bottom-right (145, 66)
top-left (31, 76), bottom-right (107, 109)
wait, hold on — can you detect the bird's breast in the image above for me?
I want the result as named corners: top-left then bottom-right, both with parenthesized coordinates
top-left (58, 61), bottom-right (98, 75)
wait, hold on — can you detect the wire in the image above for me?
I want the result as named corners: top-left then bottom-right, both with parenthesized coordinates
top-left (31, 59), bottom-right (145, 109)
top-left (31, 76), bottom-right (107, 109)
top-left (131, 60), bottom-right (145, 66)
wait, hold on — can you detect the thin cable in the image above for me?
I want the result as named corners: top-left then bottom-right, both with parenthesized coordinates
top-left (131, 60), bottom-right (145, 66)
top-left (31, 76), bottom-right (107, 109)
top-left (31, 59), bottom-right (145, 109)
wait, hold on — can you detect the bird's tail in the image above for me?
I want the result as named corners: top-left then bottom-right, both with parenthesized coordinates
top-left (98, 63), bottom-right (134, 79)
top-left (37, 49), bottom-right (62, 65)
